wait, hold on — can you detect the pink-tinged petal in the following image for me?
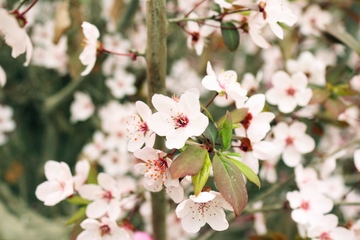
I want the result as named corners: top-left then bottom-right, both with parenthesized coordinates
top-left (272, 122), bottom-right (289, 140)
top-left (77, 229), bottom-right (99, 240)
top-left (98, 173), bottom-right (117, 191)
top-left (176, 199), bottom-right (193, 218)
top-left (246, 94), bottom-right (265, 115)
top-left (294, 134), bottom-right (315, 154)
top-left (253, 141), bottom-right (276, 160)
top-left (278, 96), bottom-right (298, 113)
top-left (291, 72), bottom-right (308, 89)
top-left (128, 134), bottom-right (146, 152)
top-left (247, 119), bottom-right (272, 142)
top-left (145, 131), bottom-right (156, 148)
top-left (283, 147), bottom-right (301, 167)
top-left (151, 94), bottom-right (178, 116)
top-left (78, 184), bottom-right (103, 200)
top-left (249, 29), bottom-right (270, 49)
top-left (136, 101), bottom-right (152, 120)
top-left (286, 191), bottom-right (302, 208)
top-left (354, 149), bottom-right (360, 172)
top-left (291, 209), bottom-right (308, 224)
top-left (74, 160), bottom-right (90, 190)
top-left (289, 121), bottom-right (307, 137)
top-left (181, 207), bottom-right (206, 233)
top-left (295, 88), bottom-right (313, 106)
top-left (322, 214), bottom-right (339, 230)
top-left (271, 71), bottom-right (291, 88)
top-left (206, 61), bottom-right (216, 78)
top-left (269, 22), bottom-right (284, 39)
top-left (190, 192), bottom-right (216, 203)
top-left (205, 206), bottom-right (229, 231)
top-left (134, 231), bottom-right (153, 240)
top-left (311, 195), bottom-right (333, 214)
top-left (239, 152), bottom-right (259, 174)
top-left (202, 75), bottom-right (222, 92)
top-left (81, 22), bottom-right (100, 40)
top-left (134, 147), bottom-right (161, 161)
top-left (186, 114), bottom-right (209, 136)
top-left (194, 39), bottom-right (205, 56)
top-left (180, 90), bottom-right (201, 114)
top-left (330, 227), bottom-right (355, 240)
top-left (23, 34), bottom-right (33, 66)
top-left (35, 181), bottom-right (64, 206)
top-left (107, 199), bottom-right (121, 220)
top-left (147, 112), bottom-right (174, 136)
top-left (166, 128), bottom-right (188, 149)
top-left (86, 199), bottom-right (108, 218)
top-left (45, 161), bottom-right (70, 181)
top-left (80, 218), bottom-right (101, 230)
top-left (166, 185), bottom-right (184, 203)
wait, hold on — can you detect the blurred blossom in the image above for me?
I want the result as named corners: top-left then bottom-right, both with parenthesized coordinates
top-left (105, 69), bottom-right (136, 99)
top-left (0, 104), bottom-right (16, 146)
top-left (70, 91), bottom-right (95, 123)
top-left (350, 75), bottom-right (360, 92)
top-left (80, 21), bottom-right (100, 76)
top-left (298, 5), bottom-right (332, 36)
top-left (259, 153), bottom-right (280, 183)
top-left (0, 65), bottom-right (6, 87)
top-left (0, 8), bottom-right (33, 66)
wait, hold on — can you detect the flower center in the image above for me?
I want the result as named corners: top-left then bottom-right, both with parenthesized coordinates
top-left (146, 157), bottom-right (168, 183)
top-left (300, 201), bottom-right (310, 210)
top-left (285, 136), bottom-right (294, 146)
top-left (286, 87), bottom-right (296, 96)
top-left (102, 190), bottom-right (113, 203)
top-left (100, 224), bottom-right (111, 236)
top-left (239, 138), bottom-right (253, 152)
top-left (173, 114), bottom-right (189, 129)
top-left (319, 232), bottom-right (331, 240)
top-left (139, 122), bottom-right (149, 133)
top-left (241, 113), bottom-right (253, 130)
top-left (197, 202), bottom-right (211, 217)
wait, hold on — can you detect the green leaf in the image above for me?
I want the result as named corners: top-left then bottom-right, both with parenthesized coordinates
top-left (221, 21), bottom-right (240, 52)
top-left (67, 195), bottom-right (91, 205)
top-left (169, 145), bottom-right (208, 179)
top-left (224, 152), bottom-right (242, 159)
top-left (217, 108), bottom-right (248, 127)
top-left (331, 83), bottom-right (358, 97)
top-left (225, 154), bottom-right (261, 188)
top-left (213, 154), bottom-right (248, 216)
top-left (65, 207), bottom-right (86, 226)
top-left (323, 25), bottom-right (360, 55)
top-left (192, 153), bottom-right (211, 196)
top-left (220, 111), bottom-right (233, 151)
top-left (203, 121), bottom-right (218, 146)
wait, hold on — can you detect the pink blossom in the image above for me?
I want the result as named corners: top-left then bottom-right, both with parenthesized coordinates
top-left (298, 5), bottom-right (332, 36)
top-left (175, 191), bottom-right (233, 233)
top-left (147, 89), bottom-right (208, 149)
top-left (73, 160), bottom-right (90, 191)
top-left (77, 217), bottom-right (130, 240)
top-left (78, 173), bottom-right (122, 220)
top-left (266, 71), bottom-right (312, 113)
top-left (80, 22), bottom-right (100, 76)
top-left (70, 91), bottom-right (95, 123)
top-left (126, 101), bottom-right (155, 152)
top-left (35, 160), bottom-right (74, 206)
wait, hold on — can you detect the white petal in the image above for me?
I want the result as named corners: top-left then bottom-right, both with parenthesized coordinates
top-left (0, 66), bottom-right (6, 87)
top-left (86, 199), bottom-right (108, 218)
top-left (354, 149), bottom-right (360, 172)
top-left (283, 147), bottom-right (301, 167)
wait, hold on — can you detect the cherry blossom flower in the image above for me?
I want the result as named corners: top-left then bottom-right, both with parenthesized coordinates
top-left (272, 121), bottom-right (315, 167)
top-left (287, 51), bottom-right (326, 86)
top-left (319, 149), bottom-right (346, 179)
top-left (105, 69), bottom-right (136, 99)
top-left (298, 5), bottom-right (332, 36)
top-left (350, 75), bottom-right (360, 92)
top-left (134, 147), bottom-right (184, 202)
top-left (78, 173), bottom-right (122, 220)
top-left (77, 217), bottom-right (130, 240)
top-left (266, 71), bottom-right (313, 113)
top-left (261, 0), bottom-right (298, 39)
top-left (350, 219), bottom-right (360, 239)
top-left (235, 94), bottom-right (275, 142)
top-left (286, 186), bottom-right (333, 225)
top-left (175, 191), bottom-right (233, 233)
top-left (295, 164), bottom-right (319, 190)
top-left (147, 89), bottom-right (208, 149)
top-left (126, 101), bottom-right (155, 152)
top-left (80, 21), bottom-right (100, 76)
top-left (202, 62), bottom-right (248, 106)
top-left (186, 13), bottom-right (218, 56)
top-left (252, 201), bottom-right (267, 235)
top-left (307, 214), bottom-right (354, 240)
top-left (0, 65), bottom-right (6, 87)
top-left (35, 160), bottom-right (74, 206)
top-left (0, 104), bottom-right (16, 134)
top-left (0, 8), bottom-right (33, 66)
top-left (247, 12), bottom-right (270, 49)
top-left (98, 150), bottom-right (131, 177)
top-left (82, 131), bottom-right (107, 161)
top-left (259, 153), bottom-right (280, 183)
top-left (73, 159), bottom-right (90, 191)
top-left (241, 71), bottom-right (263, 94)
top-left (338, 106), bottom-right (359, 128)
top-left (70, 91), bottom-right (95, 123)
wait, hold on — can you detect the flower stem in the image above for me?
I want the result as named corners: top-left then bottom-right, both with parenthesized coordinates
top-left (19, 0), bottom-right (38, 16)
top-left (145, 0), bottom-right (168, 239)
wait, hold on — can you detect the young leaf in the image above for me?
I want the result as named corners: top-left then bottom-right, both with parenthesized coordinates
top-left (67, 195), bottom-right (91, 205)
top-left (221, 21), bottom-right (240, 52)
top-left (203, 121), bottom-right (218, 146)
top-left (217, 108), bottom-right (248, 127)
top-left (220, 111), bottom-right (232, 151)
top-left (65, 206), bottom-right (86, 225)
top-left (169, 145), bottom-right (208, 179)
top-left (213, 154), bottom-right (248, 216)
top-left (192, 153), bottom-right (212, 196)
top-left (225, 154), bottom-right (261, 188)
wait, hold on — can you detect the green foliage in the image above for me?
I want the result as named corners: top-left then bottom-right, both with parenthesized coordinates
top-left (66, 196), bottom-right (91, 205)
top-left (221, 22), bottom-right (240, 52)
top-left (65, 206), bottom-right (86, 226)
top-left (169, 145), bottom-right (208, 179)
top-left (212, 154), bottom-right (248, 216)
top-left (219, 111), bottom-right (233, 151)
top-left (192, 152), bottom-right (211, 196)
